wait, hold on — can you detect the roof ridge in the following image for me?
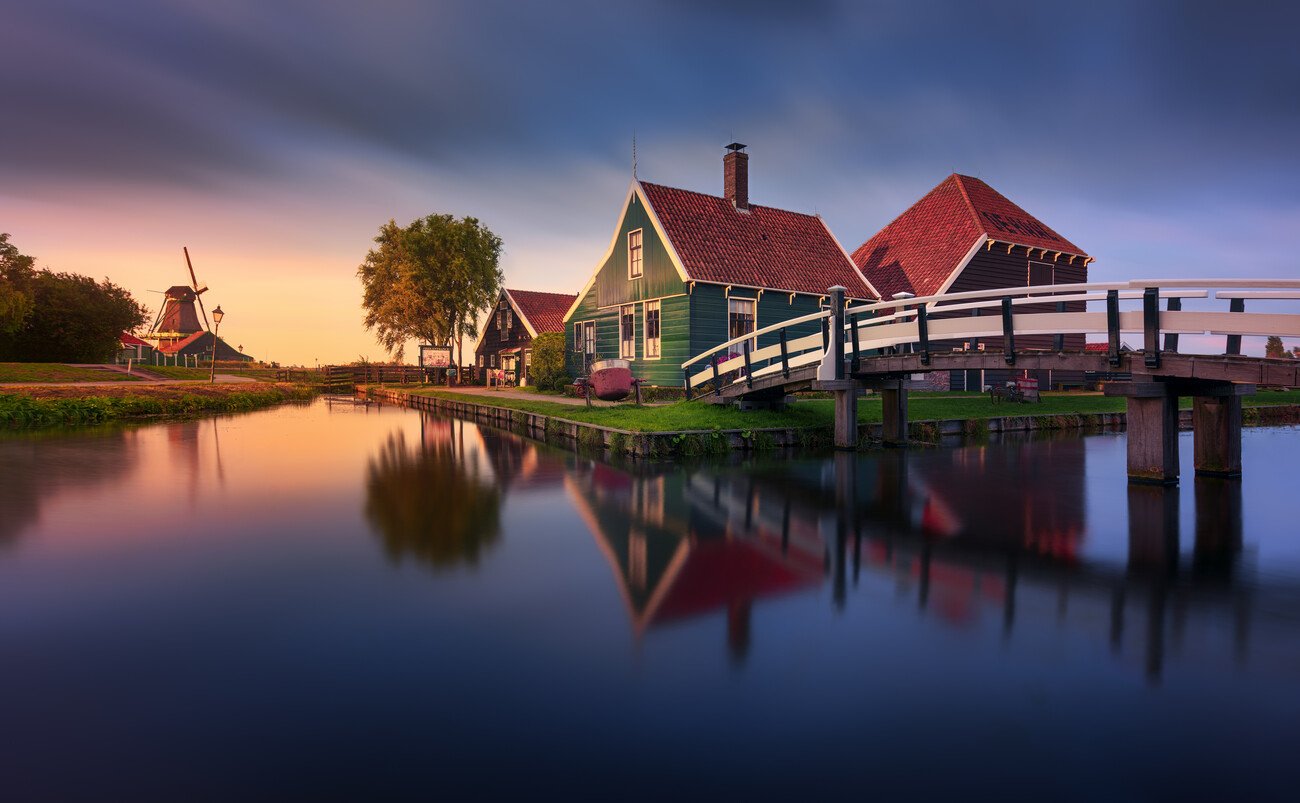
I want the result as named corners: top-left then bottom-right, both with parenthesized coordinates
top-left (639, 179), bottom-right (823, 221)
top-left (951, 174), bottom-right (984, 231)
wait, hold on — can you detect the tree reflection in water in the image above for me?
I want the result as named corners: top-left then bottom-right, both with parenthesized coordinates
top-left (364, 418), bottom-right (501, 570)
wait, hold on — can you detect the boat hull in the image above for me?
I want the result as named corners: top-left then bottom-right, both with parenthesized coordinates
top-left (589, 360), bottom-right (633, 401)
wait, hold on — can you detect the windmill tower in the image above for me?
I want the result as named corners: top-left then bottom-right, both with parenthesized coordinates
top-left (148, 247), bottom-right (212, 347)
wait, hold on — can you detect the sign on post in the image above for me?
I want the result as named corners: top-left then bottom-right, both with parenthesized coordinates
top-left (419, 345), bottom-right (452, 369)
top-left (1015, 376), bottom-right (1040, 402)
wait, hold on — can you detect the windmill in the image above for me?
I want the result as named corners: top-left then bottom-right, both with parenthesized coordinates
top-left (147, 247), bottom-right (212, 346)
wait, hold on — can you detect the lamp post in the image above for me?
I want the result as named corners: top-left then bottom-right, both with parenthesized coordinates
top-left (208, 305), bottom-right (225, 383)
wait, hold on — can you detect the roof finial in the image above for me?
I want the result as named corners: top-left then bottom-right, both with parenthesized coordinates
top-left (632, 132), bottom-right (637, 179)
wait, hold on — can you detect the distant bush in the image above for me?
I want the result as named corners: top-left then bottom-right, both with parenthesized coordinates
top-left (531, 332), bottom-right (568, 391)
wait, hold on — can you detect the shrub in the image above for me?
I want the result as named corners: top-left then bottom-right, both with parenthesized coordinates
top-left (531, 332), bottom-right (568, 391)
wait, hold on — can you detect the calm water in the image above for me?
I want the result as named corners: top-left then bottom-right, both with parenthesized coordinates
top-left (3, 400), bottom-right (1299, 801)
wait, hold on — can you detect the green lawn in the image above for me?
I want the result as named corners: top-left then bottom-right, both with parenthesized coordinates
top-left (0, 363), bottom-right (140, 383)
top-left (406, 387), bottom-right (1300, 433)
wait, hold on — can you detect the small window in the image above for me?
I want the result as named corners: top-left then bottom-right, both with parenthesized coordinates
top-left (490, 353), bottom-right (498, 368)
top-left (628, 229), bottom-right (643, 279)
top-left (583, 321), bottom-right (596, 355)
top-left (497, 310), bottom-right (504, 332)
top-left (644, 300), bottom-right (661, 359)
top-left (620, 305), bottom-right (636, 359)
top-left (728, 298), bottom-right (756, 346)
top-left (573, 322), bottom-right (582, 352)
top-left (506, 309), bottom-right (513, 331)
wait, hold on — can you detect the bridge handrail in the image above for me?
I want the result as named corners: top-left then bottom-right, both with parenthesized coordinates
top-left (852, 289), bottom-right (1213, 330)
top-left (681, 308), bottom-right (830, 369)
top-left (845, 278), bottom-right (1300, 317)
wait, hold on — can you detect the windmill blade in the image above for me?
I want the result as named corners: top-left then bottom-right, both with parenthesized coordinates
top-left (183, 246), bottom-right (212, 330)
top-left (196, 293), bottom-right (211, 332)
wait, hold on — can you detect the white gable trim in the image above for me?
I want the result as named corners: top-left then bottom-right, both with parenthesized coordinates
top-left (817, 213), bottom-right (882, 301)
top-left (501, 289), bottom-right (540, 339)
top-left (562, 180), bottom-right (693, 323)
top-left (926, 235), bottom-right (989, 306)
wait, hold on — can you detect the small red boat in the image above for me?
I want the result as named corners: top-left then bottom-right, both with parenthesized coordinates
top-left (588, 358), bottom-right (634, 401)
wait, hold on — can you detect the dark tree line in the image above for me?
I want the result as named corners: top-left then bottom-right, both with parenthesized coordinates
top-left (0, 233), bottom-right (147, 362)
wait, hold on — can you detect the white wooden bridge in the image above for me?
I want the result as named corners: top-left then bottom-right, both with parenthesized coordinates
top-left (682, 279), bottom-right (1300, 483)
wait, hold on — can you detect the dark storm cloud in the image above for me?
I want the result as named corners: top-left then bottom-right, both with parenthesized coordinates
top-left (2, 0), bottom-right (1298, 207)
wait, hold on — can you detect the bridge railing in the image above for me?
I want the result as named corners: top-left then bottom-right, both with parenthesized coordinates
top-left (683, 279), bottom-right (1300, 397)
top-left (681, 308), bottom-right (831, 399)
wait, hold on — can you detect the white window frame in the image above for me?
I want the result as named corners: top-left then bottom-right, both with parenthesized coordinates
top-left (627, 228), bottom-right (643, 280)
top-left (573, 322), bottom-right (582, 352)
top-left (728, 297), bottom-right (757, 352)
top-left (583, 321), bottom-right (596, 356)
top-left (643, 299), bottom-right (661, 360)
top-left (620, 305), bottom-right (636, 359)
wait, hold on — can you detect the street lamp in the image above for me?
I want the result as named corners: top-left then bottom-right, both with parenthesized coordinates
top-left (209, 305), bottom-right (225, 383)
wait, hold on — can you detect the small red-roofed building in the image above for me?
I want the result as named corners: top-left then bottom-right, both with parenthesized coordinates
top-left (564, 144), bottom-right (878, 385)
top-left (852, 174), bottom-right (1093, 390)
top-left (474, 288), bottom-right (577, 386)
top-left (117, 332), bottom-right (154, 363)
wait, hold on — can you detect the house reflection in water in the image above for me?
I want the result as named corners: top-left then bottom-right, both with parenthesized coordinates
top-left (550, 429), bottom-right (1269, 684)
top-left (565, 462), bottom-right (825, 663)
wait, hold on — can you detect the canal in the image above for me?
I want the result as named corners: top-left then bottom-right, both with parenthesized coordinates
top-left (2, 399), bottom-right (1298, 800)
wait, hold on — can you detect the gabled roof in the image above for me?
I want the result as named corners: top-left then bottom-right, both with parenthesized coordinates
top-left (154, 330), bottom-right (207, 355)
top-left (120, 332), bottom-right (149, 347)
top-left (851, 174), bottom-right (1089, 300)
top-left (639, 181), bottom-right (878, 299)
top-left (504, 288), bottom-right (576, 337)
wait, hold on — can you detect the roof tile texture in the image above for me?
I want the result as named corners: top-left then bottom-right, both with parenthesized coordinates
top-left (506, 288), bottom-right (577, 335)
top-left (851, 174), bottom-right (1087, 299)
top-left (640, 181), bottom-right (875, 299)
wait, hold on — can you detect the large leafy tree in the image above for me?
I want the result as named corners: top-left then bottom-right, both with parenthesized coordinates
top-left (357, 214), bottom-right (503, 364)
top-left (0, 233), bottom-right (147, 362)
top-left (0, 233), bottom-right (36, 336)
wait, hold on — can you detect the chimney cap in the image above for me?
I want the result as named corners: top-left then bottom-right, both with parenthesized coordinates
top-left (725, 142), bottom-right (747, 152)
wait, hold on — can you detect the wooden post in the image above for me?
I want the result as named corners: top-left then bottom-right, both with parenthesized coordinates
top-left (1106, 289), bottom-right (1121, 367)
top-left (1001, 296), bottom-right (1015, 365)
top-left (1106, 382), bottom-right (1179, 484)
top-left (829, 286), bottom-right (846, 380)
top-left (1192, 388), bottom-right (1248, 477)
top-left (1164, 296), bottom-right (1181, 353)
top-left (830, 380), bottom-right (858, 450)
top-left (1226, 298), bottom-right (1245, 355)
top-left (881, 380), bottom-right (908, 447)
top-left (1143, 286), bottom-right (1160, 368)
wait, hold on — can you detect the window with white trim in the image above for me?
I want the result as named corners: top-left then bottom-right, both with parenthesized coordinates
top-left (728, 298), bottom-right (756, 349)
top-left (644, 300), bottom-right (661, 358)
top-left (583, 321), bottom-right (595, 355)
top-left (573, 322), bottom-right (582, 352)
top-left (620, 305), bottom-right (636, 359)
top-left (627, 229), bottom-right (643, 279)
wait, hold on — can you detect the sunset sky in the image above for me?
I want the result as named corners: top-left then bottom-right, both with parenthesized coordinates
top-left (3, 0), bottom-right (1297, 365)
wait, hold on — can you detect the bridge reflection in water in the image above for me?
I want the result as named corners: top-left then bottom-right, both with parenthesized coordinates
top-left (545, 425), bottom-right (1272, 683)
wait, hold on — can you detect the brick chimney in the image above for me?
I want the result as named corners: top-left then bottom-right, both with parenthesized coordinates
top-left (723, 142), bottom-right (748, 210)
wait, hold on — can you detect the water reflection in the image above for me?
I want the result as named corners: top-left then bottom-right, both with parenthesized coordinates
top-left (460, 423), bottom-right (1286, 683)
top-left (364, 416), bottom-right (504, 570)
top-left (0, 427), bottom-right (144, 546)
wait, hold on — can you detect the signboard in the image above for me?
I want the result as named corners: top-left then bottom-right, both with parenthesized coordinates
top-left (419, 345), bottom-right (452, 368)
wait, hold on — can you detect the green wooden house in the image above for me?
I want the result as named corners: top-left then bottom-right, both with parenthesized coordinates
top-left (563, 144), bottom-right (879, 386)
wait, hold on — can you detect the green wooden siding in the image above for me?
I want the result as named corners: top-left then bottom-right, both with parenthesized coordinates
top-left (594, 192), bottom-right (686, 308)
top-left (689, 285), bottom-right (826, 359)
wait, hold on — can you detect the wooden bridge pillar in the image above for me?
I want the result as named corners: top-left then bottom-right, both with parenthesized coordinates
top-left (820, 379), bottom-right (858, 449)
top-left (881, 382), bottom-right (909, 447)
top-left (1106, 382), bottom-right (1179, 484)
top-left (1192, 385), bottom-right (1250, 478)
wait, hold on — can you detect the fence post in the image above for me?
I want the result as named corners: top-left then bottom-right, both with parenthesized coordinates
top-left (1001, 296), bottom-right (1015, 366)
top-left (829, 286), bottom-right (846, 380)
top-left (1226, 298), bottom-right (1245, 355)
top-left (1164, 297), bottom-right (1182, 353)
top-left (780, 330), bottom-right (790, 378)
top-left (916, 304), bottom-right (930, 366)
top-left (1106, 289), bottom-right (1121, 368)
top-left (711, 354), bottom-right (721, 396)
top-left (1053, 301), bottom-right (1065, 352)
top-left (1143, 286), bottom-right (1161, 368)
top-left (743, 340), bottom-right (753, 388)
top-left (683, 368), bottom-right (691, 398)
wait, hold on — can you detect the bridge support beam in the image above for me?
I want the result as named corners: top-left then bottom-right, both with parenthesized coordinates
top-left (878, 381), bottom-right (909, 447)
top-left (1106, 382), bottom-right (1179, 484)
top-left (820, 379), bottom-right (858, 450)
top-left (1192, 385), bottom-right (1251, 478)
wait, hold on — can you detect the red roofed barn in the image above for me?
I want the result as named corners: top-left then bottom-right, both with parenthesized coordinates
top-left (564, 144), bottom-right (877, 385)
top-left (852, 174), bottom-right (1093, 389)
top-left (474, 288), bottom-right (577, 386)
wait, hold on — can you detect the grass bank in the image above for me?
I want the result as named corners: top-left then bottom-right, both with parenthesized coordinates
top-left (0, 383), bottom-right (318, 429)
top-left (405, 387), bottom-right (1300, 433)
top-left (0, 362), bottom-right (140, 383)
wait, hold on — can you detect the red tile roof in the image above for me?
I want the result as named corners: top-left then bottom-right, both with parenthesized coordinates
top-left (506, 288), bottom-right (577, 336)
top-left (154, 330), bottom-right (207, 355)
top-left (120, 332), bottom-right (149, 347)
top-left (640, 181), bottom-right (877, 299)
top-left (851, 174), bottom-right (1088, 300)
